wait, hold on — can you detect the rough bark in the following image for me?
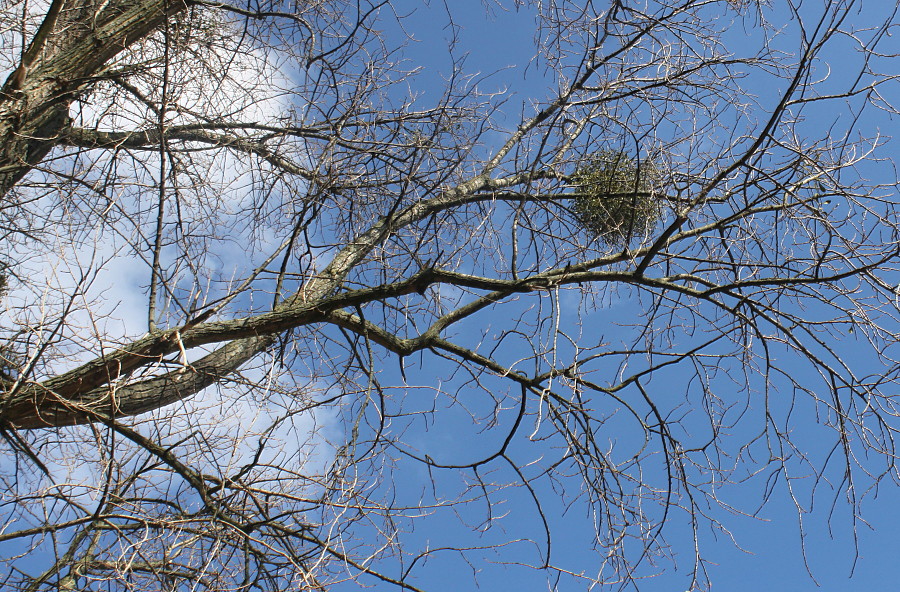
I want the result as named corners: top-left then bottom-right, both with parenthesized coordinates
top-left (3, 182), bottom-right (497, 428)
top-left (0, 0), bottom-right (187, 198)
top-left (0, 0), bottom-right (200, 427)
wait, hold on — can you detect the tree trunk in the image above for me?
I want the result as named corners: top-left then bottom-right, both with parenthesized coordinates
top-left (0, 0), bottom-right (186, 198)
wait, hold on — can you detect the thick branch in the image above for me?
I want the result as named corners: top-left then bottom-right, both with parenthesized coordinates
top-left (0, 0), bottom-right (188, 198)
top-left (63, 126), bottom-right (318, 179)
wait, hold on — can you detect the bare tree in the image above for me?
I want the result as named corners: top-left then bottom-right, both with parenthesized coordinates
top-left (1, 0), bottom-right (899, 589)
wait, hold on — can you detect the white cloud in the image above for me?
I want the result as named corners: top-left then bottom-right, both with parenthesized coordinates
top-left (0, 12), bottom-right (337, 538)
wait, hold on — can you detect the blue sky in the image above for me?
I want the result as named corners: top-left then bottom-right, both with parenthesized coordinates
top-left (343, 2), bottom-right (900, 590)
top-left (6, 1), bottom-right (900, 590)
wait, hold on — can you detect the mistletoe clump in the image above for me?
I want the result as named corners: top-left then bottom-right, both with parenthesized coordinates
top-left (571, 151), bottom-right (664, 246)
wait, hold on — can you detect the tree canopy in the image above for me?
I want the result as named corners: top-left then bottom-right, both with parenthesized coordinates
top-left (2, 0), bottom-right (900, 590)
